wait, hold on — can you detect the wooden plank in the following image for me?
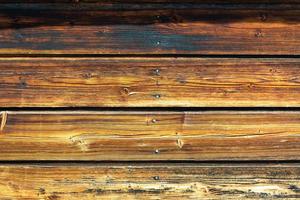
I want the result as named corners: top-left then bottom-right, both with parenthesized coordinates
top-left (0, 1), bottom-right (299, 3)
top-left (0, 163), bottom-right (299, 199)
top-left (1, 111), bottom-right (300, 160)
top-left (0, 4), bottom-right (299, 55)
top-left (1, 57), bottom-right (300, 107)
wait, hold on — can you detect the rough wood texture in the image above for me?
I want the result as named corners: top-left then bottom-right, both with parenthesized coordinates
top-left (0, 4), bottom-right (299, 55)
top-left (0, 111), bottom-right (300, 160)
top-left (0, 163), bottom-right (299, 199)
top-left (1, 57), bottom-right (300, 107)
top-left (0, 0), bottom-right (191, 2)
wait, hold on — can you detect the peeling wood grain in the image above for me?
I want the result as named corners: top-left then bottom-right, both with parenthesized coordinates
top-left (0, 163), bottom-right (299, 199)
top-left (0, 58), bottom-right (300, 107)
top-left (0, 4), bottom-right (299, 54)
top-left (1, 111), bottom-right (300, 160)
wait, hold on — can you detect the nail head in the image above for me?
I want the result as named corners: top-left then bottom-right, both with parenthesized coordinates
top-left (154, 94), bottom-right (161, 99)
top-left (154, 69), bottom-right (160, 75)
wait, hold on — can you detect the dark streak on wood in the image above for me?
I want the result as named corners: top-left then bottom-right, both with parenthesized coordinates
top-left (0, 3), bottom-right (299, 54)
top-left (0, 163), bottom-right (299, 199)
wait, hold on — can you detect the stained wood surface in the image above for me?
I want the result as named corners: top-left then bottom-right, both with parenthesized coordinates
top-left (0, 163), bottom-right (299, 199)
top-left (1, 57), bottom-right (300, 107)
top-left (1, 1), bottom-right (299, 3)
top-left (0, 111), bottom-right (300, 160)
top-left (0, 4), bottom-right (299, 55)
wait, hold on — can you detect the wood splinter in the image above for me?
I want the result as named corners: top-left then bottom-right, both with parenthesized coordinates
top-left (0, 111), bottom-right (7, 132)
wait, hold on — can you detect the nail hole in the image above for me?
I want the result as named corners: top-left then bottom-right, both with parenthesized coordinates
top-left (19, 80), bottom-right (27, 88)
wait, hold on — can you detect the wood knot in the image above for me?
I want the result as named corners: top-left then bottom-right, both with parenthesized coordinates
top-left (255, 30), bottom-right (264, 38)
top-left (82, 72), bottom-right (92, 79)
top-left (122, 87), bottom-right (136, 96)
top-left (247, 83), bottom-right (255, 89)
top-left (260, 13), bottom-right (268, 22)
top-left (0, 111), bottom-right (7, 132)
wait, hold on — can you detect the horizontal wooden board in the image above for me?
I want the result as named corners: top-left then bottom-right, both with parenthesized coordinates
top-left (1, 1), bottom-right (300, 3)
top-left (0, 4), bottom-right (299, 55)
top-left (0, 163), bottom-right (299, 199)
top-left (1, 111), bottom-right (300, 160)
top-left (1, 57), bottom-right (300, 107)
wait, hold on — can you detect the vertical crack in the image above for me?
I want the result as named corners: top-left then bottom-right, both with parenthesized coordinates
top-left (0, 111), bottom-right (7, 132)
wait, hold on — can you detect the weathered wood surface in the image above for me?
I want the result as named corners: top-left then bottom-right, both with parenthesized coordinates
top-left (0, 163), bottom-right (299, 199)
top-left (1, 57), bottom-right (300, 107)
top-left (1, 1), bottom-right (299, 3)
top-left (1, 111), bottom-right (300, 160)
top-left (0, 4), bottom-right (299, 55)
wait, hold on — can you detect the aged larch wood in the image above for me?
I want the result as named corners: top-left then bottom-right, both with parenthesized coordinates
top-left (0, 111), bottom-right (300, 160)
top-left (0, 57), bottom-right (300, 107)
top-left (0, 163), bottom-right (299, 199)
top-left (1, 1), bottom-right (300, 199)
top-left (0, 3), bottom-right (299, 55)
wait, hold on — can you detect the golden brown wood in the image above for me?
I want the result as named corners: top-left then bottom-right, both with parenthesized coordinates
top-left (0, 163), bottom-right (299, 199)
top-left (1, 57), bottom-right (300, 107)
top-left (0, 111), bottom-right (300, 160)
top-left (0, 4), bottom-right (299, 55)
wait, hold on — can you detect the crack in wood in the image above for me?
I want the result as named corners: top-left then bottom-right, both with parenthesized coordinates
top-left (0, 111), bottom-right (7, 132)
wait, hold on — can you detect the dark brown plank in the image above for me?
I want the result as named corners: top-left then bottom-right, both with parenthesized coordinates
top-left (1, 57), bottom-right (300, 107)
top-left (1, 111), bottom-right (300, 160)
top-left (0, 3), bottom-right (299, 55)
top-left (0, 1), bottom-right (299, 3)
top-left (0, 163), bottom-right (299, 199)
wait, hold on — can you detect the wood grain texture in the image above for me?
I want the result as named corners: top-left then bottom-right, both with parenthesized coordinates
top-left (0, 163), bottom-right (300, 199)
top-left (1, 57), bottom-right (300, 107)
top-left (0, 3), bottom-right (299, 55)
top-left (1, 111), bottom-right (300, 160)
top-left (1, 1), bottom-right (299, 3)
